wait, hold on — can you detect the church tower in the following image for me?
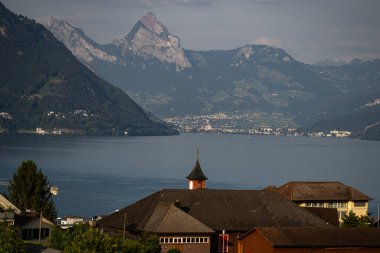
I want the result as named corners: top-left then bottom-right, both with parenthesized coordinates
top-left (186, 150), bottom-right (208, 190)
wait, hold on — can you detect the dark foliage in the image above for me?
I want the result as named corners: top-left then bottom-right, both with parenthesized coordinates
top-left (8, 160), bottom-right (57, 220)
top-left (48, 224), bottom-right (161, 253)
top-left (0, 2), bottom-right (178, 136)
top-left (0, 222), bottom-right (25, 253)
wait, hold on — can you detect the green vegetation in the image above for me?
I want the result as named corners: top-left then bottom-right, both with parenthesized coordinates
top-left (0, 223), bottom-right (25, 253)
top-left (8, 160), bottom-right (57, 220)
top-left (167, 248), bottom-right (181, 253)
top-left (48, 224), bottom-right (160, 253)
top-left (341, 211), bottom-right (375, 227)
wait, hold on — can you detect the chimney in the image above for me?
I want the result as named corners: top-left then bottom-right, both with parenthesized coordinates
top-left (173, 200), bottom-right (181, 208)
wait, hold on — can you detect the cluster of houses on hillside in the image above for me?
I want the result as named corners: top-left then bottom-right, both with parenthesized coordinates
top-left (1, 156), bottom-right (380, 253)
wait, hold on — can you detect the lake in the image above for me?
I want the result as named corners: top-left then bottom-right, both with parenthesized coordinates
top-left (0, 133), bottom-right (379, 218)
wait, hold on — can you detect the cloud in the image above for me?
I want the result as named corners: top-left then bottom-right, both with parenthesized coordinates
top-left (243, 0), bottom-right (280, 3)
top-left (59, 0), bottom-right (212, 8)
top-left (254, 36), bottom-right (283, 48)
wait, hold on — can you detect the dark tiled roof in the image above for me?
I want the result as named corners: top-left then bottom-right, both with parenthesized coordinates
top-left (98, 189), bottom-right (332, 234)
top-left (186, 159), bottom-right (208, 180)
top-left (144, 202), bottom-right (214, 234)
top-left (272, 181), bottom-right (371, 201)
top-left (14, 212), bottom-right (40, 227)
top-left (14, 212), bottom-right (56, 227)
top-left (303, 207), bottom-right (339, 227)
top-left (254, 227), bottom-right (380, 247)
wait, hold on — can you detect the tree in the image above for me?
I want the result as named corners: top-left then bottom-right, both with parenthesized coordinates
top-left (0, 223), bottom-right (25, 253)
top-left (358, 215), bottom-right (375, 227)
top-left (341, 211), bottom-right (359, 227)
top-left (139, 232), bottom-right (161, 253)
top-left (8, 160), bottom-right (57, 220)
top-left (48, 224), bottom-right (161, 253)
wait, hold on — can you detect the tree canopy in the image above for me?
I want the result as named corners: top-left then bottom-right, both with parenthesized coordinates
top-left (341, 211), bottom-right (375, 227)
top-left (8, 160), bottom-right (57, 220)
top-left (48, 224), bottom-right (161, 253)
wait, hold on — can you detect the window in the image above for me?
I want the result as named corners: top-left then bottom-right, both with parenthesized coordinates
top-left (328, 202), bottom-right (347, 208)
top-left (218, 234), bottom-right (229, 252)
top-left (354, 201), bottom-right (366, 207)
top-left (306, 202), bottom-right (324, 207)
top-left (160, 237), bottom-right (209, 244)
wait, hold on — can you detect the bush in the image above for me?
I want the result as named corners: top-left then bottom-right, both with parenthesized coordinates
top-left (0, 223), bottom-right (25, 253)
top-left (167, 248), bottom-right (181, 253)
top-left (48, 224), bottom-right (160, 253)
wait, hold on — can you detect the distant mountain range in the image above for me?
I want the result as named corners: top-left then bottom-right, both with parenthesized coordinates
top-left (42, 13), bottom-right (380, 140)
top-left (0, 3), bottom-right (178, 136)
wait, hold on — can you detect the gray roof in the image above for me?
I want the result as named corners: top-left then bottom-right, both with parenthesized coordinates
top-left (251, 227), bottom-right (380, 247)
top-left (98, 189), bottom-right (332, 234)
top-left (144, 202), bottom-right (214, 234)
top-left (186, 159), bottom-right (208, 180)
top-left (272, 181), bottom-right (371, 201)
top-left (303, 207), bottom-right (339, 227)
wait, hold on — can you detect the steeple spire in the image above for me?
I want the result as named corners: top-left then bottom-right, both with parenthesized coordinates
top-left (186, 149), bottom-right (207, 190)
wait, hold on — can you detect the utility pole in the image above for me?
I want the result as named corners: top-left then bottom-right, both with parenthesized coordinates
top-left (123, 212), bottom-right (127, 246)
top-left (38, 211), bottom-right (42, 243)
top-left (377, 203), bottom-right (379, 228)
top-left (222, 230), bottom-right (225, 253)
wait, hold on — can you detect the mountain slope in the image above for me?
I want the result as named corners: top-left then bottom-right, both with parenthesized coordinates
top-left (0, 3), bottom-right (178, 136)
top-left (42, 13), bottom-right (380, 139)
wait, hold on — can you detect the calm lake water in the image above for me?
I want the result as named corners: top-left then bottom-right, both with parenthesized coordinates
top-left (0, 133), bottom-right (379, 217)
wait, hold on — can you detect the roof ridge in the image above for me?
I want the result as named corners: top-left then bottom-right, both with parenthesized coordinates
top-left (156, 203), bottom-right (174, 232)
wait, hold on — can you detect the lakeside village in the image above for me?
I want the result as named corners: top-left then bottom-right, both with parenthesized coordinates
top-left (1, 111), bottom-right (352, 138)
top-left (1, 157), bottom-right (380, 253)
top-left (164, 112), bottom-right (352, 137)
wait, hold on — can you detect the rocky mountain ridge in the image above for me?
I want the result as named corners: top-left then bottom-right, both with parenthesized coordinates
top-left (44, 12), bottom-right (191, 70)
top-left (42, 12), bottom-right (380, 139)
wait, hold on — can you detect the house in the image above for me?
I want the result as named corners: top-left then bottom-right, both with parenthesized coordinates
top-left (98, 158), bottom-right (332, 253)
top-left (57, 216), bottom-right (85, 229)
top-left (15, 212), bottom-right (57, 240)
top-left (1, 194), bottom-right (57, 240)
top-left (0, 193), bottom-right (21, 213)
top-left (0, 193), bottom-right (21, 225)
top-left (268, 181), bottom-right (371, 221)
top-left (238, 227), bottom-right (380, 253)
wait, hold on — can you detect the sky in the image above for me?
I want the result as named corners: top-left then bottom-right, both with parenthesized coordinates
top-left (2, 0), bottom-right (380, 63)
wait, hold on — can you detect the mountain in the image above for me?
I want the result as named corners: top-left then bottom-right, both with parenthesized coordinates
top-left (113, 12), bottom-right (192, 69)
top-left (43, 13), bottom-right (380, 139)
top-left (44, 12), bottom-right (191, 70)
top-left (0, 3), bottom-right (178, 136)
